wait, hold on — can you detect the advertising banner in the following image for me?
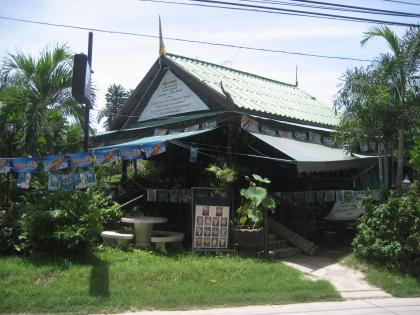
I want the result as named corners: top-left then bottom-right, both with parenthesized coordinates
top-left (69, 152), bottom-right (94, 168)
top-left (43, 155), bottom-right (68, 172)
top-left (0, 158), bottom-right (11, 173)
top-left (94, 149), bottom-right (119, 165)
top-left (12, 158), bottom-right (40, 173)
top-left (17, 173), bottom-right (31, 189)
top-left (143, 142), bottom-right (166, 158)
top-left (119, 146), bottom-right (143, 161)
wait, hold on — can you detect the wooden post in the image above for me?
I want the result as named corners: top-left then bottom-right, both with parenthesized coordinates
top-left (264, 207), bottom-right (269, 258)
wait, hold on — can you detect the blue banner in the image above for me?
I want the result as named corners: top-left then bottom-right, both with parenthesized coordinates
top-left (43, 155), bottom-right (68, 172)
top-left (17, 172), bottom-right (31, 189)
top-left (94, 148), bottom-right (119, 165)
top-left (119, 146), bottom-right (143, 161)
top-left (12, 157), bottom-right (40, 173)
top-left (69, 152), bottom-right (94, 168)
top-left (143, 142), bottom-right (166, 158)
top-left (61, 174), bottom-right (74, 192)
top-left (48, 174), bottom-right (61, 192)
top-left (85, 170), bottom-right (97, 188)
top-left (0, 158), bottom-right (11, 174)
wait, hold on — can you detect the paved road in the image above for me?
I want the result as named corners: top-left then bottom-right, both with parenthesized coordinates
top-left (112, 298), bottom-right (420, 315)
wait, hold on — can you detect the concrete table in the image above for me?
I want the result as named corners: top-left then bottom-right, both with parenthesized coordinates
top-left (121, 216), bottom-right (168, 248)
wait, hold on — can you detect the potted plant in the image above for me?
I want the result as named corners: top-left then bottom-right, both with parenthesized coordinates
top-left (234, 174), bottom-right (276, 249)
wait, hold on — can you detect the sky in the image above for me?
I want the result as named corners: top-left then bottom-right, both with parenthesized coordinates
top-left (0, 0), bottom-right (419, 132)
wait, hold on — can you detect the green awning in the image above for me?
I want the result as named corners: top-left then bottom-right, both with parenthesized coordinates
top-left (249, 132), bottom-right (377, 173)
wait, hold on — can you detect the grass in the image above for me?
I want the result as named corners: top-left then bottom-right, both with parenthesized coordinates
top-left (0, 247), bottom-right (340, 314)
top-left (341, 254), bottom-right (420, 297)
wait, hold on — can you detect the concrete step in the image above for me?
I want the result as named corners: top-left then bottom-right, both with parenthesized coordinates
top-left (269, 247), bottom-right (302, 259)
top-left (269, 239), bottom-right (289, 248)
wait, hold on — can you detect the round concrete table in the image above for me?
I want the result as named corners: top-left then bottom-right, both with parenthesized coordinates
top-left (121, 216), bottom-right (167, 248)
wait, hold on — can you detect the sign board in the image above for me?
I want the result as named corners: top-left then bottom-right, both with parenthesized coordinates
top-left (72, 53), bottom-right (91, 104)
top-left (191, 188), bottom-right (231, 252)
top-left (324, 201), bottom-right (363, 221)
top-left (138, 70), bottom-right (209, 121)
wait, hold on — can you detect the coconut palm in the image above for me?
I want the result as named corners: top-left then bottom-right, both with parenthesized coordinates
top-left (0, 43), bottom-right (84, 154)
top-left (97, 83), bottom-right (129, 130)
top-left (360, 26), bottom-right (420, 190)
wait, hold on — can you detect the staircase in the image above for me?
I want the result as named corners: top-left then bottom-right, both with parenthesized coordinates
top-left (264, 218), bottom-right (319, 259)
top-left (266, 232), bottom-right (303, 259)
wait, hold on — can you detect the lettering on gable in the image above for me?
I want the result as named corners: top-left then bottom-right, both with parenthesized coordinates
top-left (138, 70), bottom-right (209, 122)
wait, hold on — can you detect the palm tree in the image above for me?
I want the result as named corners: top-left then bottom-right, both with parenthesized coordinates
top-left (97, 83), bottom-right (129, 130)
top-left (361, 26), bottom-right (420, 190)
top-left (0, 43), bottom-right (84, 154)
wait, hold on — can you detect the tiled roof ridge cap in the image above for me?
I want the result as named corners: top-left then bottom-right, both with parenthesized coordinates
top-left (166, 53), bottom-right (298, 88)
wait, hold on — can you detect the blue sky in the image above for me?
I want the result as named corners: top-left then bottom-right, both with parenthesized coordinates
top-left (0, 0), bottom-right (418, 131)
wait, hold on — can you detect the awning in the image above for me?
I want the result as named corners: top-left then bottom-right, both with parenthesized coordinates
top-left (249, 132), bottom-right (377, 173)
top-left (96, 128), bottom-right (217, 150)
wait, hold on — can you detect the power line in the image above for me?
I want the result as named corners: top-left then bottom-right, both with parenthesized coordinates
top-left (0, 15), bottom-right (371, 61)
top-left (248, 0), bottom-right (420, 17)
top-left (380, 0), bottom-right (420, 6)
top-left (172, 0), bottom-right (420, 27)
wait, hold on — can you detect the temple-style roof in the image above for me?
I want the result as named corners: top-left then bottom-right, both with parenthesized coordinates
top-left (166, 53), bottom-right (340, 127)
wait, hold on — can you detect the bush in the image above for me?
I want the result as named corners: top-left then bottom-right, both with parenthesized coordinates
top-left (352, 183), bottom-right (420, 275)
top-left (19, 189), bottom-right (122, 255)
top-left (0, 206), bottom-right (21, 255)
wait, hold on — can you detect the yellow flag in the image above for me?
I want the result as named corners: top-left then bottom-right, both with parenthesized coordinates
top-left (159, 16), bottom-right (166, 56)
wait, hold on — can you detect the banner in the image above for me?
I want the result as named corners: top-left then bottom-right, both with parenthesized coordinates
top-left (17, 173), bottom-right (31, 189)
top-left (94, 148), bottom-right (119, 165)
top-left (61, 174), bottom-right (74, 192)
top-left (69, 152), bottom-right (94, 168)
top-left (324, 201), bottom-right (363, 221)
top-left (43, 155), bottom-right (68, 172)
top-left (143, 142), bottom-right (166, 158)
top-left (48, 174), bottom-right (61, 192)
top-left (85, 170), bottom-right (97, 188)
top-left (74, 172), bottom-right (88, 189)
top-left (119, 146), bottom-right (143, 161)
top-left (12, 157), bottom-right (40, 173)
top-left (0, 158), bottom-right (11, 174)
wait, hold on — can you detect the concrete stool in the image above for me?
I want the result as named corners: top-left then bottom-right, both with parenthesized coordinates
top-left (101, 230), bottom-right (134, 248)
top-left (150, 230), bottom-right (184, 254)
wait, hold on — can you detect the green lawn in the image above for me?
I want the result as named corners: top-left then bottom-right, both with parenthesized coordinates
top-left (0, 248), bottom-right (340, 314)
top-left (341, 254), bottom-right (420, 297)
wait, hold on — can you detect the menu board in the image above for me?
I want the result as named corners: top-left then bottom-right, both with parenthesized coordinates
top-left (193, 205), bottom-right (230, 249)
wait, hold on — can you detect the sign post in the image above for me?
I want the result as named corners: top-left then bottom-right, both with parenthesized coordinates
top-left (72, 32), bottom-right (93, 152)
top-left (191, 187), bottom-right (232, 253)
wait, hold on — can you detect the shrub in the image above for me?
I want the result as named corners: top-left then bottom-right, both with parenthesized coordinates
top-left (19, 189), bottom-right (122, 255)
top-left (352, 183), bottom-right (420, 275)
top-left (0, 206), bottom-right (21, 255)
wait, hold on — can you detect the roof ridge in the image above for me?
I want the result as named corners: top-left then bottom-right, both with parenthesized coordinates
top-left (166, 53), bottom-right (297, 88)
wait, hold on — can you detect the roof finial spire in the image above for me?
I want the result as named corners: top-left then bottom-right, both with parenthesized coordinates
top-left (295, 65), bottom-right (299, 87)
top-left (159, 16), bottom-right (166, 56)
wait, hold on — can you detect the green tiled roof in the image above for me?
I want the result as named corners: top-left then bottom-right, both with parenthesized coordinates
top-left (167, 53), bottom-right (340, 127)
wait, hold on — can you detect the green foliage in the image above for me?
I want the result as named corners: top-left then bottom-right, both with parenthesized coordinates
top-left (19, 189), bottom-right (122, 255)
top-left (352, 183), bottom-right (420, 275)
top-left (236, 174), bottom-right (276, 228)
top-left (0, 208), bottom-right (21, 255)
top-left (206, 164), bottom-right (237, 188)
top-left (97, 83), bottom-right (130, 130)
top-left (410, 136), bottom-right (420, 173)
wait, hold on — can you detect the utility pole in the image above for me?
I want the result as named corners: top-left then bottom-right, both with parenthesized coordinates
top-left (84, 32), bottom-right (93, 152)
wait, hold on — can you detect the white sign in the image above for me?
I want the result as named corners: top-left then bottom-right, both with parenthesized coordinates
top-left (194, 205), bottom-right (230, 249)
top-left (138, 70), bottom-right (209, 121)
top-left (324, 201), bottom-right (363, 221)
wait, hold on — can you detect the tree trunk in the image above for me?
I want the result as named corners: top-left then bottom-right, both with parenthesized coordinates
top-left (395, 129), bottom-right (405, 191)
top-left (384, 145), bottom-right (390, 189)
top-left (378, 142), bottom-right (384, 191)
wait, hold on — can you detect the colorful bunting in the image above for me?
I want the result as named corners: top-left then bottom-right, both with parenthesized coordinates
top-left (48, 174), bottom-right (61, 192)
top-left (0, 158), bottom-right (11, 174)
top-left (85, 170), bottom-right (97, 188)
top-left (119, 146), bottom-right (143, 161)
top-left (94, 148), bottom-right (119, 165)
top-left (69, 152), bottom-right (94, 168)
top-left (143, 142), bottom-right (166, 158)
top-left (43, 155), bottom-right (68, 173)
top-left (61, 174), bottom-right (74, 192)
top-left (12, 157), bottom-right (40, 173)
top-left (17, 173), bottom-right (31, 189)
